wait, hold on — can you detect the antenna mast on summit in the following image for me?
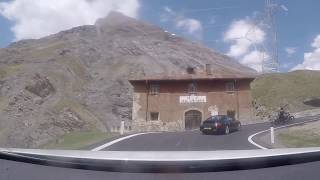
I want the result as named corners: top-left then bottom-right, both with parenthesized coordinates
top-left (262, 0), bottom-right (280, 73)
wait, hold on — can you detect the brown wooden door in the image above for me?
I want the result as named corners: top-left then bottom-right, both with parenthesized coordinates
top-left (185, 110), bottom-right (202, 130)
top-left (227, 110), bottom-right (236, 119)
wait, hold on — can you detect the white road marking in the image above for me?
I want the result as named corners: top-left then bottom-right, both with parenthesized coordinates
top-left (91, 132), bottom-right (155, 151)
top-left (248, 118), bottom-right (320, 149)
top-left (248, 129), bottom-right (269, 149)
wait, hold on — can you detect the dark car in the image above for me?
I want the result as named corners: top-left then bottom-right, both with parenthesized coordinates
top-left (200, 115), bottom-right (241, 135)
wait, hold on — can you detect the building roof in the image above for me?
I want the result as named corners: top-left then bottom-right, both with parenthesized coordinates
top-left (129, 71), bottom-right (257, 82)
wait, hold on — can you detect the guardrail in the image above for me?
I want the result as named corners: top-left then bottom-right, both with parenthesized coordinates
top-left (1, 148), bottom-right (320, 173)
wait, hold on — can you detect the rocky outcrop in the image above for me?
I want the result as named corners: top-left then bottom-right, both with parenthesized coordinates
top-left (25, 74), bottom-right (55, 98)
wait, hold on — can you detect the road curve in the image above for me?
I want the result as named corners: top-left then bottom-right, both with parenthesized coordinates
top-left (248, 115), bottom-right (320, 149)
top-left (1, 115), bottom-right (320, 179)
top-left (99, 123), bottom-right (269, 151)
top-left (97, 115), bottom-right (320, 151)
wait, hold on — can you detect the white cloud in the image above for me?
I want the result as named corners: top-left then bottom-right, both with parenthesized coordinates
top-left (240, 50), bottom-right (268, 72)
top-left (176, 18), bottom-right (202, 35)
top-left (161, 6), bottom-right (203, 40)
top-left (223, 18), bottom-right (267, 72)
top-left (285, 47), bottom-right (297, 57)
top-left (227, 38), bottom-right (252, 57)
top-left (292, 35), bottom-right (320, 70)
top-left (224, 19), bottom-right (265, 57)
top-left (0, 0), bottom-right (140, 40)
top-left (312, 35), bottom-right (320, 48)
top-left (163, 6), bottom-right (173, 14)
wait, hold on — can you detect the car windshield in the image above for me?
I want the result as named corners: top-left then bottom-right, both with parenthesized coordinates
top-left (1, 0), bottom-right (320, 178)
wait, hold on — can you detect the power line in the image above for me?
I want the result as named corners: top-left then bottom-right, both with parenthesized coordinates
top-left (202, 23), bottom-right (229, 28)
top-left (181, 6), bottom-right (243, 13)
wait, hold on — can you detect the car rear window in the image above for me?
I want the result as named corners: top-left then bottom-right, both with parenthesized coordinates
top-left (204, 116), bottom-right (226, 123)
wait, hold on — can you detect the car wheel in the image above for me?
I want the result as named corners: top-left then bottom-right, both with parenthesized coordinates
top-left (225, 126), bottom-right (230, 134)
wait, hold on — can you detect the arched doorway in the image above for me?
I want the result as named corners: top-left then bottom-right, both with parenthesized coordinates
top-left (185, 110), bottom-right (202, 130)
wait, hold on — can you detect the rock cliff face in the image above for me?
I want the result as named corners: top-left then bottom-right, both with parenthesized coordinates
top-left (0, 11), bottom-right (255, 148)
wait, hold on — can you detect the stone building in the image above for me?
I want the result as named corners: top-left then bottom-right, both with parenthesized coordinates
top-left (129, 65), bottom-right (256, 131)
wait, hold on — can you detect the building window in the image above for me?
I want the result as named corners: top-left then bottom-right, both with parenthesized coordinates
top-left (188, 82), bottom-right (197, 94)
top-left (226, 82), bottom-right (235, 93)
top-left (149, 84), bottom-right (159, 95)
top-left (150, 112), bottom-right (159, 121)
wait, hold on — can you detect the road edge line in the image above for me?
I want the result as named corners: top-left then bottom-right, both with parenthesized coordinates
top-left (248, 118), bottom-right (320, 150)
top-left (248, 129), bottom-right (269, 150)
top-left (91, 132), bottom-right (155, 151)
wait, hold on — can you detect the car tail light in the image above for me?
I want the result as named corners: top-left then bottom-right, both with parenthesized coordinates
top-left (215, 122), bottom-right (221, 128)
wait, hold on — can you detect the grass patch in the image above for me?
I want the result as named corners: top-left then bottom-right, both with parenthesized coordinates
top-left (278, 131), bottom-right (320, 148)
top-left (0, 96), bottom-right (9, 112)
top-left (51, 98), bottom-right (103, 130)
top-left (27, 41), bottom-right (67, 58)
top-left (42, 131), bottom-right (118, 150)
top-left (58, 56), bottom-right (87, 92)
top-left (251, 70), bottom-right (320, 113)
top-left (0, 64), bottom-right (22, 79)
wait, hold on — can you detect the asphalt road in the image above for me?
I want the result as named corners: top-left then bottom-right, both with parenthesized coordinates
top-left (101, 115), bottom-right (318, 151)
top-left (101, 123), bottom-right (270, 151)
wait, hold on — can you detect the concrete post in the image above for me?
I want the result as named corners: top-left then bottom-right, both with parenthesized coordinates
top-left (270, 127), bottom-right (275, 144)
top-left (120, 120), bottom-right (125, 135)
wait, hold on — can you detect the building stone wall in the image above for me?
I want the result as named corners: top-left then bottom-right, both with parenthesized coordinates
top-left (131, 79), bottom-right (254, 132)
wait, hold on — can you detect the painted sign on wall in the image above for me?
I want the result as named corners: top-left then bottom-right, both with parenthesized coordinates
top-left (179, 95), bottom-right (207, 103)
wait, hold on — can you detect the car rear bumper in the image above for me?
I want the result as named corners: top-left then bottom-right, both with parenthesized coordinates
top-left (200, 126), bottom-right (222, 133)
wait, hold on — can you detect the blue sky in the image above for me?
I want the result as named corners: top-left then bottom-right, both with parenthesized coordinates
top-left (1, 0), bottom-right (320, 72)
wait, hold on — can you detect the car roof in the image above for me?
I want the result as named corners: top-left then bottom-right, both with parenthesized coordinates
top-left (211, 115), bottom-right (227, 118)
top-left (205, 115), bottom-right (227, 121)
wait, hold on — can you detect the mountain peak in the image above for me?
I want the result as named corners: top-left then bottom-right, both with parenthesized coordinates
top-left (107, 11), bottom-right (129, 18)
top-left (94, 11), bottom-right (164, 38)
top-left (95, 11), bottom-right (136, 27)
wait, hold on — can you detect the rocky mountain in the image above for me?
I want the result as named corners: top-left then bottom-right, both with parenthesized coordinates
top-left (0, 11), bottom-right (256, 148)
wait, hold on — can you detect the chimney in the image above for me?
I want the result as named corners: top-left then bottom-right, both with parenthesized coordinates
top-left (205, 64), bottom-right (212, 75)
top-left (186, 66), bottom-right (195, 74)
